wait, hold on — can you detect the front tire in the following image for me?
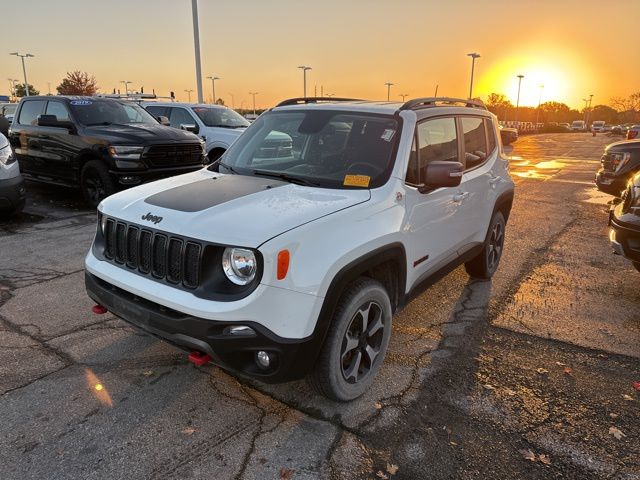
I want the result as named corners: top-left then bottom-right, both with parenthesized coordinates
top-left (465, 211), bottom-right (506, 279)
top-left (80, 160), bottom-right (116, 208)
top-left (308, 278), bottom-right (392, 402)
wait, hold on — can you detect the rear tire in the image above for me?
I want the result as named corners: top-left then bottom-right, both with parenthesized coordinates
top-left (80, 160), bottom-right (116, 208)
top-left (465, 211), bottom-right (506, 279)
top-left (308, 277), bottom-right (392, 402)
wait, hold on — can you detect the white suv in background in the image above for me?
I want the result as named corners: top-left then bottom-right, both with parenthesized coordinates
top-left (142, 102), bottom-right (250, 161)
top-left (85, 97), bottom-right (515, 401)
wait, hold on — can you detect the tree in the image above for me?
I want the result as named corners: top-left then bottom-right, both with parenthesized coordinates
top-left (56, 71), bottom-right (99, 96)
top-left (611, 92), bottom-right (640, 123)
top-left (214, 98), bottom-right (225, 106)
top-left (589, 105), bottom-right (618, 124)
top-left (14, 83), bottom-right (39, 97)
top-left (485, 93), bottom-right (514, 120)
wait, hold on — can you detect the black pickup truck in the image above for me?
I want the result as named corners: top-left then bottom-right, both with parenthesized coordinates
top-left (8, 96), bottom-right (205, 207)
top-left (595, 139), bottom-right (640, 197)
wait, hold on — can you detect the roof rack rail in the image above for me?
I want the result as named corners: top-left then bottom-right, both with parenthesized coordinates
top-left (276, 97), bottom-right (362, 107)
top-left (400, 97), bottom-right (487, 111)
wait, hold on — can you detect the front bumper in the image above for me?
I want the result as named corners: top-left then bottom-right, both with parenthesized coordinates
top-left (0, 174), bottom-right (26, 213)
top-left (595, 170), bottom-right (628, 196)
top-left (609, 212), bottom-right (640, 264)
top-left (85, 271), bottom-right (322, 383)
top-left (110, 164), bottom-right (204, 186)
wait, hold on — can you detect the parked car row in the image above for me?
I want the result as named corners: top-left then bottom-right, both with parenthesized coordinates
top-left (594, 137), bottom-right (640, 273)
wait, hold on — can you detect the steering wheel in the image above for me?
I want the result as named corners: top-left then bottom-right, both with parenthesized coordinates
top-left (345, 162), bottom-right (381, 176)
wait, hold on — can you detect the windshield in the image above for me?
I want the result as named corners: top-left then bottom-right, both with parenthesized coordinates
top-left (69, 99), bottom-right (159, 126)
top-left (212, 110), bottom-right (400, 189)
top-left (192, 106), bottom-right (249, 128)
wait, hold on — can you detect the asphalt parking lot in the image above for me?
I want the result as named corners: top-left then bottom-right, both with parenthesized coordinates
top-left (0, 133), bottom-right (638, 479)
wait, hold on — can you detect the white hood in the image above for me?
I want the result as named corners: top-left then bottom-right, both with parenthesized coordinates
top-left (99, 169), bottom-right (371, 248)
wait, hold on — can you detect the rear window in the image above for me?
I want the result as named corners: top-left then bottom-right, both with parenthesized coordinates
top-left (18, 100), bottom-right (46, 125)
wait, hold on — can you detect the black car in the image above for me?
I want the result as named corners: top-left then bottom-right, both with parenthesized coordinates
top-left (8, 96), bottom-right (206, 207)
top-left (595, 139), bottom-right (640, 196)
top-left (609, 172), bottom-right (640, 272)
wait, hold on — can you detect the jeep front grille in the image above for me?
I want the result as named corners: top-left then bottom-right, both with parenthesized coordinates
top-left (103, 218), bottom-right (202, 289)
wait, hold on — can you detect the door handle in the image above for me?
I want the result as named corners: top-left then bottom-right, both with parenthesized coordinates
top-left (453, 192), bottom-right (469, 202)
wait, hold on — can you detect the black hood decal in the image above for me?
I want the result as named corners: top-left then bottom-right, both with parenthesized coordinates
top-left (144, 175), bottom-right (286, 212)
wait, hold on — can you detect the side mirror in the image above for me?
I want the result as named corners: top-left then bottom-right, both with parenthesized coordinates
top-left (37, 114), bottom-right (76, 133)
top-left (180, 123), bottom-right (199, 134)
top-left (419, 161), bottom-right (463, 192)
top-left (157, 115), bottom-right (170, 126)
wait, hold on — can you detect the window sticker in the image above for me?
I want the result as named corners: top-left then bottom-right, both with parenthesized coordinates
top-left (70, 100), bottom-right (92, 106)
top-left (381, 129), bottom-right (396, 142)
top-left (343, 174), bottom-right (371, 187)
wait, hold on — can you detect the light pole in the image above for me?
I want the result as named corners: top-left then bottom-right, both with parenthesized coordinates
top-left (184, 89), bottom-right (194, 102)
top-left (190, 0), bottom-right (204, 103)
top-left (399, 93), bottom-right (408, 102)
top-left (384, 82), bottom-right (394, 101)
top-left (467, 52), bottom-right (480, 99)
top-left (10, 52), bottom-right (34, 96)
top-left (228, 93), bottom-right (235, 109)
top-left (582, 98), bottom-right (589, 123)
top-left (120, 80), bottom-right (132, 96)
top-left (514, 74), bottom-right (524, 131)
top-left (297, 66), bottom-right (312, 97)
top-left (249, 91), bottom-right (258, 115)
top-left (206, 76), bottom-right (220, 104)
top-left (535, 84), bottom-right (544, 133)
top-left (585, 94), bottom-right (594, 127)
top-left (8, 78), bottom-right (18, 101)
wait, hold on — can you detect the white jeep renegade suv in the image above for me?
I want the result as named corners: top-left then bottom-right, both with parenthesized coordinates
top-left (85, 97), bottom-right (515, 401)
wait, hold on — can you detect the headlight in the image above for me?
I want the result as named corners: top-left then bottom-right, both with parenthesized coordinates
top-left (222, 247), bottom-right (257, 285)
top-left (0, 145), bottom-right (15, 165)
top-left (610, 152), bottom-right (631, 172)
top-left (108, 145), bottom-right (144, 160)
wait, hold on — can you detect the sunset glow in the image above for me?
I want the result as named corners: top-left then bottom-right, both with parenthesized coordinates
top-left (1, 0), bottom-right (637, 109)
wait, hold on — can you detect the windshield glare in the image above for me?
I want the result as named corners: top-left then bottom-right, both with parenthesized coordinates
top-left (69, 100), bottom-right (159, 126)
top-left (192, 106), bottom-right (249, 128)
top-left (215, 110), bottom-right (400, 189)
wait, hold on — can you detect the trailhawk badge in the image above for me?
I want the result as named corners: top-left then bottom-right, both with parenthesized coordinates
top-left (141, 212), bottom-right (163, 224)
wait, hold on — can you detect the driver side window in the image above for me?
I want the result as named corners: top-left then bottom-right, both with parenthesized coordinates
top-left (406, 117), bottom-right (458, 184)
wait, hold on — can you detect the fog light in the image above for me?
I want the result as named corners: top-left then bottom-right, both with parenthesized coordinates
top-left (118, 175), bottom-right (142, 185)
top-left (222, 325), bottom-right (256, 337)
top-left (256, 350), bottom-right (271, 369)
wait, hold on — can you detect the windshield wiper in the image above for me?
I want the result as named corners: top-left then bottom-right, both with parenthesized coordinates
top-left (208, 158), bottom-right (239, 174)
top-left (251, 169), bottom-right (320, 187)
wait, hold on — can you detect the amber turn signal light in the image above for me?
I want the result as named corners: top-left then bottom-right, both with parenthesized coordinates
top-left (277, 250), bottom-right (290, 280)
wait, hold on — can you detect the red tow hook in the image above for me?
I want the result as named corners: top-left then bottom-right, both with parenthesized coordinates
top-left (188, 351), bottom-right (211, 366)
top-left (92, 304), bottom-right (108, 314)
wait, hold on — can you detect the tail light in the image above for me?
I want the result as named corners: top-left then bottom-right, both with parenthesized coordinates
top-left (628, 130), bottom-right (638, 140)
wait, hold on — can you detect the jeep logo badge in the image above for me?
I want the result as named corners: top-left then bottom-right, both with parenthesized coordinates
top-left (141, 212), bottom-right (163, 224)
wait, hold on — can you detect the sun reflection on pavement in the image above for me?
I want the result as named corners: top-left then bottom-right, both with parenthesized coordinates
top-left (85, 368), bottom-right (113, 407)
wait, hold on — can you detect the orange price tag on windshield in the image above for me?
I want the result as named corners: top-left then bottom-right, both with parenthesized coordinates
top-left (343, 175), bottom-right (371, 187)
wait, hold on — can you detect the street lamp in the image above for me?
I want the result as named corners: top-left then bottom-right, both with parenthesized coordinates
top-left (249, 91), bottom-right (258, 115)
top-left (10, 52), bottom-right (35, 96)
top-left (467, 52), bottom-right (480, 100)
top-left (7, 78), bottom-right (18, 101)
top-left (535, 84), bottom-right (544, 133)
top-left (514, 74), bottom-right (524, 131)
top-left (184, 89), bottom-right (194, 102)
top-left (399, 93), bottom-right (408, 102)
top-left (228, 93), bottom-right (235, 109)
top-left (120, 80), bottom-right (132, 96)
top-left (297, 66), bottom-right (312, 97)
top-left (384, 82), bottom-right (394, 101)
top-left (206, 76), bottom-right (220, 104)
top-left (585, 94), bottom-right (594, 127)
top-left (190, 0), bottom-right (204, 103)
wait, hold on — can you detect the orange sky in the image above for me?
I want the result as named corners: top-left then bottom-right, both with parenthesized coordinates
top-left (2, 0), bottom-right (638, 110)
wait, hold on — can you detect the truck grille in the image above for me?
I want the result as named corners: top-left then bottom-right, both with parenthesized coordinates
top-left (103, 218), bottom-right (202, 288)
top-left (142, 144), bottom-right (203, 168)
